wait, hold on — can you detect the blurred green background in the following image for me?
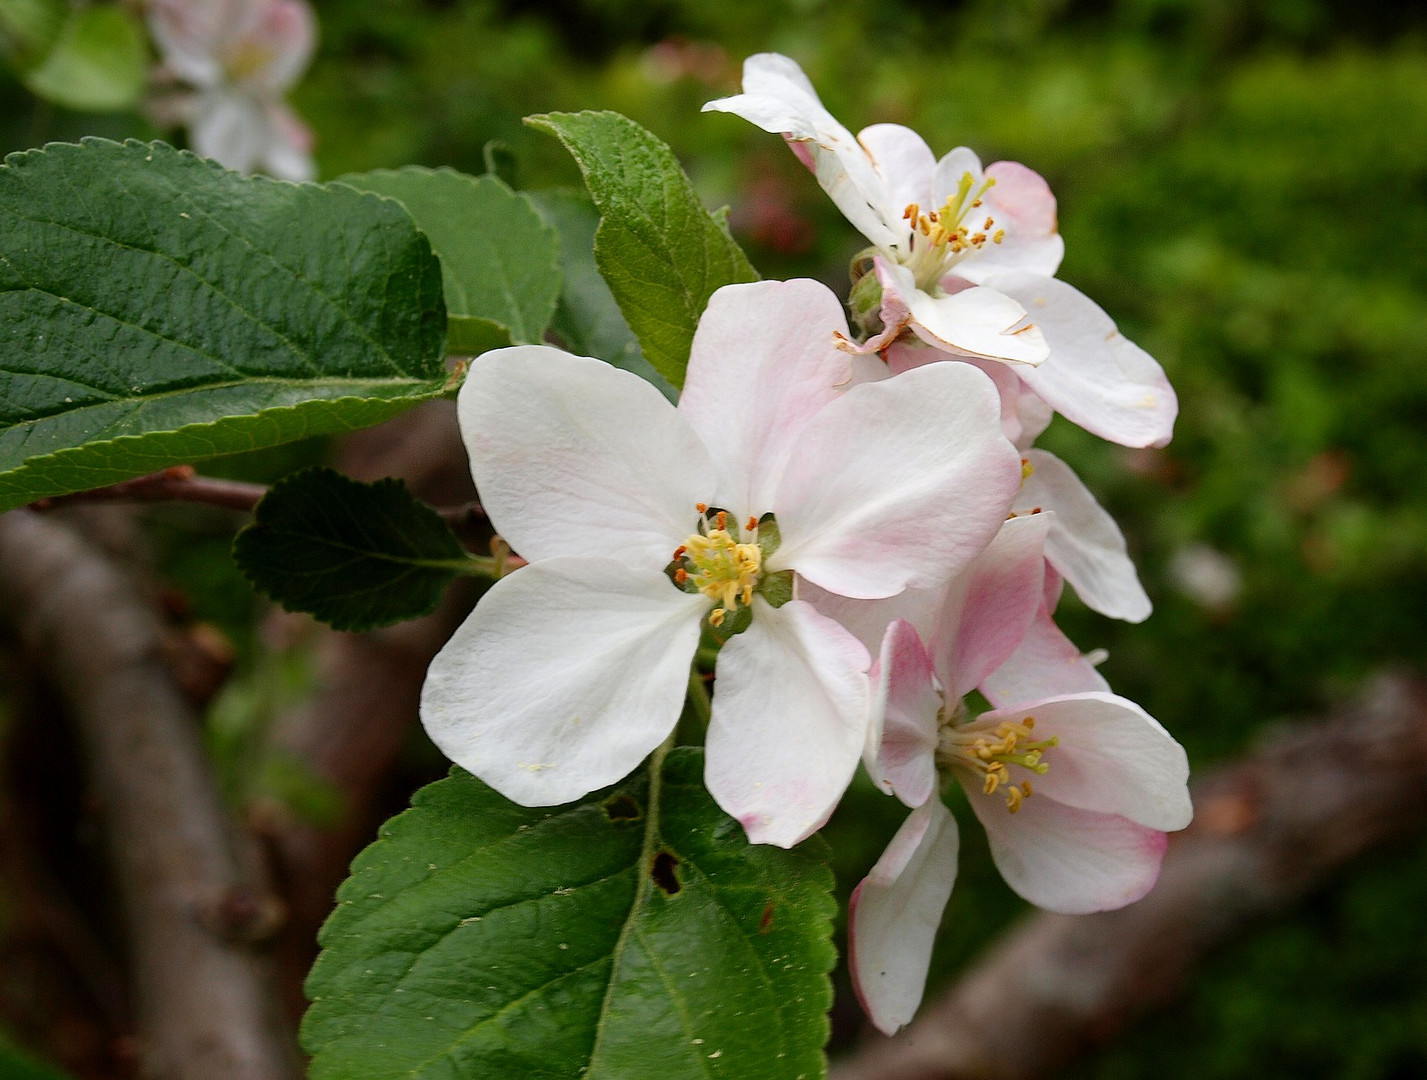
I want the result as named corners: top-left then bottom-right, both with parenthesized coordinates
top-left (4, 0), bottom-right (1426, 1076)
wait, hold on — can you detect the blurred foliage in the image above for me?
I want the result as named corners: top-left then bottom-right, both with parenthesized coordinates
top-left (1, 0), bottom-right (1424, 1075)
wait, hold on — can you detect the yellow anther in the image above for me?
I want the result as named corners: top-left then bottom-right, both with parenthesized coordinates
top-left (708, 608), bottom-right (726, 627)
top-left (1021, 457), bottom-right (1035, 481)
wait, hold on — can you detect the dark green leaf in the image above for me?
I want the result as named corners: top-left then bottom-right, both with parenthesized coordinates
top-left (304, 748), bottom-right (835, 1080)
top-left (527, 187), bottom-right (674, 399)
top-left (0, 139), bottom-right (448, 512)
top-left (526, 111), bottom-right (758, 390)
top-left (233, 467), bottom-right (474, 632)
top-left (339, 167), bottom-right (560, 353)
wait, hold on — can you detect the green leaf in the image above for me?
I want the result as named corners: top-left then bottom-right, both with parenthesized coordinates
top-left (21, 5), bottom-right (147, 112)
top-left (304, 748), bottom-right (835, 1080)
top-left (0, 0), bottom-right (64, 61)
top-left (526, 111), bottom-right (758, 391)
top-left (0, 1040), bottom-right (73, 1080)
top-left (527, 187), bottom-right (675, 400)
top-left (233, 467), bottom-right (475, 632)
top-left (338, 167), bottom-right (560, 354)
top-left (0, 139), bottom-right (447, 512)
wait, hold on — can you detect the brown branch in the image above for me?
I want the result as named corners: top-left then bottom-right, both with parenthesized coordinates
top-left (830, 672), bottom-right (1427, 1080)
top-left (0, 509), bottom-right (299, 1080)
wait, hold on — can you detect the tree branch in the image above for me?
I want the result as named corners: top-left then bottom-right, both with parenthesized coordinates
top-left (830, 672), bottom-right (1427, 1080)
top-left (0, 509), bottom-right (300, 1080)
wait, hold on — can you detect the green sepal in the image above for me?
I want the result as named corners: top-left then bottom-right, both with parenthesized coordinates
top-left (756, 570), bottom-right (795, 610)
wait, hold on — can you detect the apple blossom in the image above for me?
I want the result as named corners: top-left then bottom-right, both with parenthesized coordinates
top-left (829, 517), bottom-right (1190, 1033)
top-left (420, 279), bottom-right (1022, 848)
top-left (704, 52), bottom-right (1177, 448)
top-left (147, 0), bottom-right (317, 181)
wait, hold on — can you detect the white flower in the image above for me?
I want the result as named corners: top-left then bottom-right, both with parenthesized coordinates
top-left (704, 52), bottom-right (1177, 448)
top-left (147, 0), bottom-right (317, 181)
top-left (836, 518), bottom-right (1189, 1032)
top-left (419, 279), bottom-right (1021, 847)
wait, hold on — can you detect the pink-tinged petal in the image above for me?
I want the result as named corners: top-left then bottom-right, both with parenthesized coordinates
top-left (770, 360), bottom-right (1021, 599)
top-left (885, 345), bottom-right (1053, 450)
top-left (969, 791), bottom-right (1168, 914)
top-left (982, 692), bottom-right (1192, 831)
top-left (934, 514), bottom-right (1051, 701)
top-left (930, 146), bottom-right (986, 203)
top-left (702, 53), bottom-right (902, 251)
top-left (878, 260), bottom-right (1049, 365)
top-left (955, 160), bottom-right (1065, 282)
top-left (988, 274), bottom-right (1177, 448)
top-left (870, 620), bottom-right (940, 807)
top-left (420, 559), bottom-right (705, 807)
top-left (980, 606), bottom-right (1109, 709)
top-left (147, 0), bottom-right (236, 85)
top-left (678, 280), bottom-right (852, 518)
top-left (856, 123), bottom-right (936, 245)
top-left (245, 0), bottom-right (316, 92)
top-left (1020, 449), bottom-right (1151, 622)
top-left (259, 102), bottom-right (316, 182)
top-left (706, 598), bottom-right (870, 848)
top-left (849, 800), bottom-right (959, 1035)
top-left (458, 346), bottom-right (714, 567)
top-left (189, 91), bottom-right (267, 173)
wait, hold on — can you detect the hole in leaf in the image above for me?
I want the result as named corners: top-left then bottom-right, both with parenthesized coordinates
top-left (603, 793), bottom-right (642, 821)
top-left (651, 850), bottom-right (681, 895)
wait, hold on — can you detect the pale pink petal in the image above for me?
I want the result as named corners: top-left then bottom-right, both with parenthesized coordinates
top-left (677, 280), bottom-right (852, 518)
top-left (457, 346), bottom-right (714, 567)
top-left (420, 559), bottom-right (706, 807)
top-left (934, 514), bottom-right (1051, 701)
top-left (869, 620), bottom-right (940, 807)
top-left (702, 53), bottom-right (902, 251)
top-left (706, 598), bottom-right (870, 848)
top-left (245, 0), bottom-right (316, 92)
top-left (981, 693), bottom-right (1192, 831)
top-left (885, 345), bottom-right (1053, 450)
top-left (954, 160), bottom-right (1065, 282)
top-left (1020, 449), bottom-right (1151, 622)
top-left (189, 90), bottom-right (267, 173)
top-left (259, 102), bottom-right (316, 182)
top-left (770, 360), bottom-right (1021, 599)
top-left (930, 146), bottom-right (986, 203)
top-left (148, 0), bottom-right (240, 86)
top-left (987, 274), bottom-right (1177, 448)
top-left (856, 123), bottom-right (936, 250)
top-left (849, 800), bottom-right (959, 1035)
top-left (969, 790), bottom-right (1168, 913)
top-left (878, 260), bottom-right (1049, 365)
top-left (980, 606), bottom-right (1109, 709)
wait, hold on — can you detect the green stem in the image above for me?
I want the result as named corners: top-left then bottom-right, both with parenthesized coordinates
top-left (685, 667), bottom-right (713, 730)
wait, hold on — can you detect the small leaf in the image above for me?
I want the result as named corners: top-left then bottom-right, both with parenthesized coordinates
top-left (304, 748), bottom-right (835, 1080)
top-left (527, 111), bottom-right (758, 390)
top-left (0, 139), bottom-right (447, 512)
top-left (22, 5), bottom-right (147, 112)
top-left (527, 187), bottom-right (674, 399)
top-left (233, 467), bottom-right (474, 632)
top-left (339, 167), bottom-right (560, 353)
top-left (0, 1041), bottom-right (73, 1080)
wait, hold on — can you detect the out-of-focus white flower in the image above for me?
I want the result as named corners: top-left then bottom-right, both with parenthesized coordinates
top-left (1169, 542), bottom-right (1242, 611)
top-left (147, 0), bottom-right (316, 180)
top-left (420, 279), bottom-right (1022, 848)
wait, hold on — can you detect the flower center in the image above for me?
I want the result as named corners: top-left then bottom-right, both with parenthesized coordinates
top-left (937, 714), bottom-right (1058, 813)
top-left (669, 507), bottom-right (764, 628)
top-left (901, 171), bottom-right (1006, 290)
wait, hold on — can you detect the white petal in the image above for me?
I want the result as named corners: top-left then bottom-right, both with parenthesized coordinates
top-left (1020, 449), bottom-right (1151, 622)
top-left (970, 790), bottom-right (1168, 914)
top-left (705, 598), bottom-right (870, 847)
top-left (954, 160), bottom-right (1065, 282)
top-left (190, 91), bottom-right (266, 173)
top-left (420, 559), bottom-right (705, 806)
top-left (702, 53), bottom-right (902, 251)
top-left (933, 514), bottom-right (1051, 701)
top-left (980, 606), bottom-right (1109, 709)
top-left (879, 261), bottom-right (1049, 365)
top-left (258, 102), bottom-right (316, 182)
top-left (856, 123), bottom-right (937, 253)
top-left (885, 344), bottom-right (1054, 450)
top-left (869, 620), bottom-right (940, 807)
top-left (677, 280), bottom-right (852, 518)
top-left (849, 800), bottom-right (959, 1035)
top-left (931, 146), bottom-right (986, 201)
top-left (245, 0), bottom-right (317, 92)
top-left (457, 346), bottom-right (714, 566)
top-left (989, 274), bottom-right (1177, 448)
top-left (771, 360), bottom-right (1021, 599)
top-left (982, 692), bottom-right (1192, 831)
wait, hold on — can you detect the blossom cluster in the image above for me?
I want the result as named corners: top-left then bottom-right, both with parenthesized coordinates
top-left (419, 52), bottom-right (1192, 1035)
